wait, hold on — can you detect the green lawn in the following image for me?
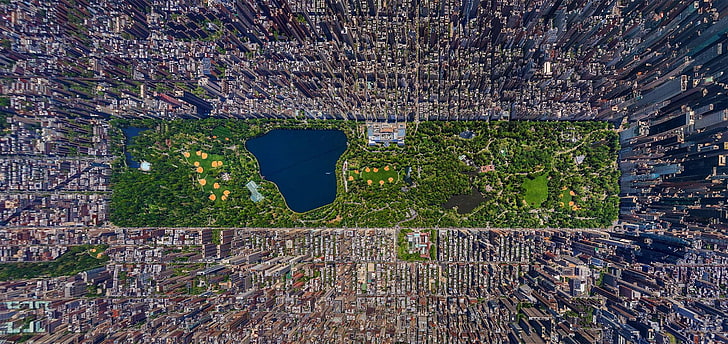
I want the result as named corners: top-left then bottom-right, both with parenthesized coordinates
top-left (183, 149), bottom-right (230, 201)
top-left (522, 174), bottom-right (548, 207)
top-left (559, 188), bottom-right (574, 209)
top-left (212, 126), bottom-right (232, 140)
top-left (351, 165), bottom-right (399, 186)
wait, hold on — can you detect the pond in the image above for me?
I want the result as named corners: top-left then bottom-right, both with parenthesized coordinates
top-left (246, 129), bottom-right (347, 213)
top-left (121, 127), bottom-right (149, 168)
top-left (443, 188), bottom-right (486, 214)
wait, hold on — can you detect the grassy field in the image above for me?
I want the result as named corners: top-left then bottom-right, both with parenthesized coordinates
top-left (87, 246), bottom-right (107, 259)
top-left (559, 188), bottom-right (578, 210)
top-left (350, 165), bottom-right (399, 186)
top-left (212, 126), bottom-right (232, 141)
top-left (522, 174), bottom-right (548, 207)
top-left (183, 149), bottom-right (230, 201)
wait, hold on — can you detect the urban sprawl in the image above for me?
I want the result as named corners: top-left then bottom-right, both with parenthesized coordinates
top-left (1, 0), bottom-right (728, 343)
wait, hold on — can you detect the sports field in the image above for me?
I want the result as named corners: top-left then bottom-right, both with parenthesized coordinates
top-left (559, 187), bottom-right (579, 210)
top-left (350, 165), bottom-right (398, 186)
top-left (182, 149), bottom-right (230, 201)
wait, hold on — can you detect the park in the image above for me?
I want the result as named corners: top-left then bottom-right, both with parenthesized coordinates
top-left (182, 149), bottom-right (230, 201)
top-left (349, 165), bottom-right (399, 187)
top-left (110, 119), bottom-right (620, 228)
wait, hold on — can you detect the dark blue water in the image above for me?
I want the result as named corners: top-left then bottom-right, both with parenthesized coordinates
top-left (246, 129), bottom-right (347, 213)
top-left (122, 127), bottom-right (149, 168)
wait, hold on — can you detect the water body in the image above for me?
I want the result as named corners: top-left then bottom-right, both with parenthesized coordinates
top-left (246, 129), bottom-right (347, 213)
top-left (443, 188), bottom-right (485, 214)
top-left (121, 127), bottom-right (149, 168)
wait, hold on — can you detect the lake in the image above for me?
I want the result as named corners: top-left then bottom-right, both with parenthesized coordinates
top-left (121, 127), bottom-right (149, 168)
top-left (246, 129), bottom-right (347, 213)
top-left (443, 188), bottom-right (485, 214)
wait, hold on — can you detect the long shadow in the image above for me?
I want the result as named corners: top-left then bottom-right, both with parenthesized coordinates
top-left (0, 164), bottom-right (101, 226)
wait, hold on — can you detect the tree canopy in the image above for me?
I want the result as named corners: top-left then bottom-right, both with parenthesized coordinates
top-left (110, 119), bottom-right (620, 228)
